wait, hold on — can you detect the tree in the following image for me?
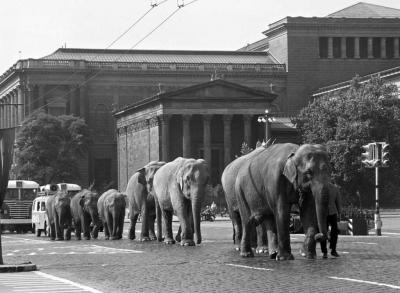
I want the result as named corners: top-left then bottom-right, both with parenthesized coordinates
top-left (13, 112), bottom-right (92, 185)
top-left (293, 75), bottom-right (400, 207)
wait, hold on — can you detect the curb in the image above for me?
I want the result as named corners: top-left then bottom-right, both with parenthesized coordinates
top-left (0, 262), bottom-right (37, 273)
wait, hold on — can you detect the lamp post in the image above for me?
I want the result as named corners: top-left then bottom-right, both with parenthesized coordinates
top-left (257, 108), bottom-right (275, 143)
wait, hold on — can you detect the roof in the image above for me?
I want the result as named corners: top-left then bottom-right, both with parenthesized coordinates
top-left (7, 180), bottom-right (39, 189)
top-left (327, 2), bottom-right (400, 18)
top-left (237, 38), bottom-right (269, 52)
top-left (41, 48), bottom-right (278, 64)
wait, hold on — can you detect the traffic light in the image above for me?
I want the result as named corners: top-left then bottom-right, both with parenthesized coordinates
top-left (380, 142), bottom-right (390, 167)
top-left (361, 143), bottom-right (376, 168)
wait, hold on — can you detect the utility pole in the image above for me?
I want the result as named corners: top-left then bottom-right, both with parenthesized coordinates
top-left (257, 108), bottom-right (275, 143)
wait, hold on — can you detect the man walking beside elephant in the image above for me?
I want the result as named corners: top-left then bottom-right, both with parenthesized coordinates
top-left (320, 182), bottom-right (342, 258)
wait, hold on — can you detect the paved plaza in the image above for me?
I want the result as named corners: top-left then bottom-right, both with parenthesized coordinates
top-left (0, 212), bottom-right (399, 293)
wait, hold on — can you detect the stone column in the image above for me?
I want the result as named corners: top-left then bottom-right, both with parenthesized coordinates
top-left (341, 37), bottom-right (346, 58)
top-left (395, 38), bottom-right (400, 58)
top-left (182, 115), bottom-right (192, 158)
top-left (368, 37), bottom-right (373, 58)
top-left (10, 92), bottom-right (15, 127)
top-left (223, 115), bottom-right (233, 166)
top-left (203, 115), bottom-right (212, 164)
top-left (37, 84), bottom-right (45, 109)
top-left (79, 84), bottom-right (87, 121)
top-left (328, 37), bottom-right (333, 59)
top-left (0, 99), bottom-right (3, 128)
top-left (5, 96), bottom-right (10, 128)
top-left (69, 85), bottom-right (78, 116)
top-left (17, 86), bottom-right (24, 124)
top-left (159, 114), bottom-right (171, 162)
top-left (243, 115), bottom-right (252, 147)
top-left (381, 37), bottom-right (386, 58)
top-left (354, 37), bottom-right (360, 59)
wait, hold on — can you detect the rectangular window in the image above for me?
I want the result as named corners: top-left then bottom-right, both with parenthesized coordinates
top-left (360, 37), bottom-right (368, 58)
top-left (333, 37), bottom-right (341, 58)
top-left (319, 37), bottom-right (328, 58)
top-left (386, 37), bottom-right (394, 59)
top-left (346, 37), bottom-right (355, 58)
top-left (373, 37), bottom-right (381, 58)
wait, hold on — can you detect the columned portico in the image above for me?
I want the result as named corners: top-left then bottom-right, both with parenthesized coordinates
top-left (159, 114), bottom-right (171, 161)
top-left (17, 86), bottom-right (24, 124)
top-left (243, 115), bottom-right (252, 146)
top-left (182, 115), bottom-right (192, 158)
top-left (203, 115), bottom-right (212, 165)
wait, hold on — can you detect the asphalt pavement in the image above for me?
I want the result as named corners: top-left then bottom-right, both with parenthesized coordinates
top-left (0, 212), bottom-right (399, 293)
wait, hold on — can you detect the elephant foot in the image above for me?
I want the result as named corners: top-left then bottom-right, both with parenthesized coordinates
top-left (105, 236), bottom-right (110, 240)
top-left (175, 234), bottom-right (181, 243)
top-left (140, 236), bottom-right (151, 242)
top-left (157, 236), bottom-right (164, 242)
top-left (307, 253), bottom-right (317, 259)
top-left (55, 237), bottom-right (64, 241)
top-left (50, 237), bottom-right (55, 241)
top-left (276, 253), bottom-right (294, 261)
top-left (84, 236), bottom-right (90, 240)
top-left (240, 250), bottom-right (254, 257)
top-left (269, 251), bottom-right (278, 259)
top-left (149, 235), bottom-right (157, 241)
top-left (255, 246), bottom-right (269, 254)
top-left (76, 236), bottom-right (81, 241)
top-left (164, 238), bottom-right (176, 245)
top-left (181, 239), bottom-right (195, 246)
top-left (111, 236), bottom-right (120, 240)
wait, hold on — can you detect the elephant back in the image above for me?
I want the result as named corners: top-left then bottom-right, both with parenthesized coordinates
top-left (125, 172), bottom-right (145, 208)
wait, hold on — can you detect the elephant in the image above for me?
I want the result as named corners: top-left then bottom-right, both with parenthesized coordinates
top-left (235, 143), bottom-right (331, 260)
top-left (46, 190), bottom-right (73, 241)
top-left (221, 145), bottom-right (277, 256)
top-left (153, 157), bottom-right (209, 246)
top-left (125, 161), bottom-right (165, 241)
top-left (97, 189), bottom-right (126, 240)
top-left (70, 189), bottom-right (100, 240)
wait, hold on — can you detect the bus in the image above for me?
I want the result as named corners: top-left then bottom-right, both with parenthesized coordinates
top-left (39, 183), bottom-right (82, 197)
top-left (0, 180), bottom-right (40, 233)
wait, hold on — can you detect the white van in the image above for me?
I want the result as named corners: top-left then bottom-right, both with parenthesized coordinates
top-left (31, 195), bottom-right (49, 236)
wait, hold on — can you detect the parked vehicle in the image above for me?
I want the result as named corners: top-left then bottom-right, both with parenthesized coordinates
top-left (0, 180), bottom-right (39, 233)
top-left (32, 195), bottom-right (49, 236)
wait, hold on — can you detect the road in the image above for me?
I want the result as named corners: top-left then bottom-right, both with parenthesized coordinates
top-left (0, 214), bottom-right (400, 293)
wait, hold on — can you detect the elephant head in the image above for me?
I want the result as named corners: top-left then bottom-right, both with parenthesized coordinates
top-left (137, 161), bottom-right (166, 195)
top-left (54, 191), bottom-right (72, 229)
top-left (79, 190), bottom-right (100, 237)
top-left (283, 144), bottom-right (331, 243)
top-left (176, 158), bottom-right (209, 244)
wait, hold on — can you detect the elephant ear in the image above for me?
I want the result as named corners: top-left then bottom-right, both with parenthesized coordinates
top-left (283, 153), bottom-right (298, 190)
top-left (177, 163), bottom-right (192, 198)
top-left (136, 168), bottom-right (146, 186)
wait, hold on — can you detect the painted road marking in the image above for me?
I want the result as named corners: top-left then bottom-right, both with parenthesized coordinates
top-left (329, 276), bottom-right (400, 290)
top-left (3, 244), bottom-right (143, 256)
top-left (226, 264), bottom-right (273, 271)
top-left (351, 241), bottom-right (378, 245)
top-left (0, 271), bottom-right (102, 292)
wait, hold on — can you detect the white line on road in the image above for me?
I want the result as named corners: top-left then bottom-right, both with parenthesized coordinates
top-left (226, 264), bottom-right (273, 271)
top-left (351, 241), bottom-right (378, 245)
top-left (329, 276), bottom-right (400, 290)
top-left (34, 271), bottom-right (103, 293)
top-left (90, 244), bottom-right (143, 253)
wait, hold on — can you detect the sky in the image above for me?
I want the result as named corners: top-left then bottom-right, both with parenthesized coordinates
top-left (1, 0), bottom-right (400, 73)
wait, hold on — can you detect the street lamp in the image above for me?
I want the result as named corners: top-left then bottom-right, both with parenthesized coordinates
top-left (257, 108), bottom-right (275, 143)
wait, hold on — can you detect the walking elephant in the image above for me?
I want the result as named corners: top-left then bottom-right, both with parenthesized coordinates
top-left (98, 189), bottom-right (126, 240)
top-left (46, 191), bottom-right (73, 241)
top-left (70, 189), bottom-right (100, 240)
top-left (153, 157), bottom-right (209, 246)
top-left (221, 145), bottom-right (276, 256)
top-left (235, 143), bottom-right (331, 260)
top-left (126, 161), bottom-right (165, 241)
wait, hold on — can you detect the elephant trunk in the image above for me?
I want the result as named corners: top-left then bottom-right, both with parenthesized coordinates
top-left (90, 208), bottom-right (100, 238)
top-left (59, 206), bottom-right (71, 228)
top-left (312, 184), bottom-right (329, 242)
top-left (192, 198), bottom-right (202, 244)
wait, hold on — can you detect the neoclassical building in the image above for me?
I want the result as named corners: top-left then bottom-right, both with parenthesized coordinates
top-left (2, 2), bottom-right (400, 190)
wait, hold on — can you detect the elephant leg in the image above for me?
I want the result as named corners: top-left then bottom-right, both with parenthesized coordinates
top-left (117, 211), bottom-right (124, 239)
top-left (175, 225), bottom-right (182, 243)
top-left (275, 199), bottom-right (294, 261)
top-left (83, 213), bottom-right (91, 240)
top-left (55, 213), bottom-right (64, 241)
top-left (176, 201), bottom-right (194, 246)
top-left (240, 217), bottom-right (255, 257)
top-left (129, 212), bottom-right (139, 240)
top-left (255, 221), bottom-right (269, 254)
top-left (265, 216), bottom-right (278, 259)
top-left (140, 201), bottom-right (150, 241)
top-left (75, 219), bottom-right (82, 240)
top-left (49, 222), bottom-right (56, 240)
top-left (148, 214), bottom-right (157, 240)
top-left (300, 195), bottom-right (318, 259)
top-left (65, 227), bottom-right (71, 241)
top-left (103, 220), bottom-right (110, 240)
top-left (108, 212), bottom-right (118, 240)
top-left (162, 209), bottom-right (175, 244)
top-left (231, 211), bottom-right (242, 251)
top-left (154, 196), bottom-right (163, 242)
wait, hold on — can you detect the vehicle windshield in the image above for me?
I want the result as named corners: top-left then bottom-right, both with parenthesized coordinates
top-left (5, 189), bottom-right (37, 201)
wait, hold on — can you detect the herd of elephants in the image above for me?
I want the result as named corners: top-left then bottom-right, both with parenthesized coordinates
top-left (46, 142), bottom-right (334, 260)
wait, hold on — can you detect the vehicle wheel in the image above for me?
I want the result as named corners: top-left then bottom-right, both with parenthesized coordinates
top-left (34, 224), bottom-right (41, 237)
